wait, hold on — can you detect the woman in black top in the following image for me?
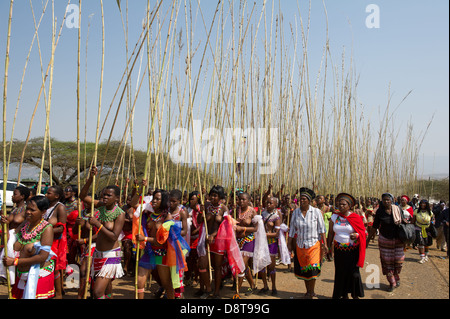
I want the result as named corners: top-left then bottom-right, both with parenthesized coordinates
top-left (373, 193), bottom-right (406, 292)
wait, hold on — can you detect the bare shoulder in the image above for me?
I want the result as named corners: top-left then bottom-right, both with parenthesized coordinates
top-left (165, 212), bottom-right (174, 222)
top-left (42, 223), bottom-right (54, 244)
top-left (219, 203), bottom-right (228, 215)
top-left (57, 202), bottom-right (66, 214)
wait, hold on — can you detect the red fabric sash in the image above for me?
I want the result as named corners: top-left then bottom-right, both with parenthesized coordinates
top-left (335, 212), bottom-right (366, 268)
top-left (66, 210), bottom-right (79, 239)
top-left (214, 215), bottom-right (245, 276)
top-left (52, 222), bottom-right (67, 270)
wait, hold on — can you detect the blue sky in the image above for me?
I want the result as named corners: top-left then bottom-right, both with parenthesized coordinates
top-left (1, 0), bottom-right (448, 176)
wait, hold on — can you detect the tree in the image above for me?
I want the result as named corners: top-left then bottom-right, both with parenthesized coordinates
top-left (6, 137), bottom-right (214, 190)
top-left (417, 177), bottom-right (450, 202)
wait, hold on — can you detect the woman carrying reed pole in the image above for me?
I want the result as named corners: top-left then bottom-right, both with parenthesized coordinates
top-left (196, 185), bottom-right (227, 299)
top-left (2, 195), bottom-right (56, 299)
top-left (81, 0), bottom-right (110, 299)
top-left (78, 166), bottom-right (126, 299)
top-left (234, 191), bottom-right (259, 296)
top-left (132, 0), bottom-right (166, 298)
top-left (258, 195), bottom-right (282, 296)
top-left (43, 185), bottom-right (67, 299)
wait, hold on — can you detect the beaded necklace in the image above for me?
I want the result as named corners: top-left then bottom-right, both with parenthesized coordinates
top-left (171, 205), bottom-right (184, 221)
top-left (335, 213), bottom-right (352, 226)
top-left (150, 209), bottom-right (168, 223)
top-left (238, 206), bottom-right (253, 221)
top-left (97, 205), bottom-right (122, 223)
top-left (64, 198), bottom-right (77, 213)
top-left (17, 219), bottom-right (51, 245)
top-left (262, 209), bottom-right (279, 223)
top-left (11, 205), bottom-right (26, 216)
top-left (207, 204), bottom-right (222, 216)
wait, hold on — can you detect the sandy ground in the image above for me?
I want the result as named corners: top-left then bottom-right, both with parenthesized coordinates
top-left (1, 237), bottom-right (448, 300)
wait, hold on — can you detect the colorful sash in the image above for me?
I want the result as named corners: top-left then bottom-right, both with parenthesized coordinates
top-left (213, 215), bottom-right (246, 276)
top-left (156, 220), bottom-right (190, 289)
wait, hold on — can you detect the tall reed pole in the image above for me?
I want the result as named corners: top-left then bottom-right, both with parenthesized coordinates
top-left (37, 0), bottom-right (57, 194)
top-left (7, 0), bottom-right (49, 180)
top-left (134, 0), bottom-right (164, 298)
top-left (1, 0), bottom-right (14, 300)
top-left (77, 0), bottom-right (83, 235)
top-left (84, 0), bottom-right (105, 299)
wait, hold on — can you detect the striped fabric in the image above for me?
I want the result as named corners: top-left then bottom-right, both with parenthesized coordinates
top-left (289, 206), bottom-right (326, 249)
top-left (12, 259), bottom-right (55, 299)
top-left (92, 248), bottom-right (124, 279)
top-left (378, 234), bottom-right (405, 285)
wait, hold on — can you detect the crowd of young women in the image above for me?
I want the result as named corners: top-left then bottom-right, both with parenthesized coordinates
top-left (1, 172), bottom-right (447, 299)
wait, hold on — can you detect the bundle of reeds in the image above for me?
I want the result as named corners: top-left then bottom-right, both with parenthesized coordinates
top-left (1, 0), bottom-right (436, 299)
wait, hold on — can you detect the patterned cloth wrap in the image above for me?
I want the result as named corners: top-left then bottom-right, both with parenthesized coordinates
top-left (92, 247), bottom-right (124, 280)
top-left (267, 238), bottom-right (278, 256)
top-left (237, 233), bottom-right (255, 252)
top-left (13, 259), bottom-right (55, 299)
top-left (262, 210), bottom-right (280, 256)
top-left (294, 241), bottom-right (322, 281)
top-left (333, 240), bottom-right (359, 251)
top-left (12, 243), bottom-right (56, 299)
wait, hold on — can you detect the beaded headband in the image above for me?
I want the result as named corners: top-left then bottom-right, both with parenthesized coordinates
top-left (336, 193), bottom-right (356, 208)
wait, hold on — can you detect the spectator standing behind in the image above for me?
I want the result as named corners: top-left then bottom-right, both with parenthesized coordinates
top-left (399, 195), bottom-right (414, 222)
top-left (44, 185), bottom-right (67, 299)
top-left (372, 193), bottom-right (406, 292)
top-left (365, 199), bottom-right (376, 247)
top-left (411, 195), bottom-right (420, 211)
top-left (434, 201), bottom-right (447, 252)
top-left (441, 204), bottom-right (449, 258)
top-left (412, 200), bottom-right (435, 264)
